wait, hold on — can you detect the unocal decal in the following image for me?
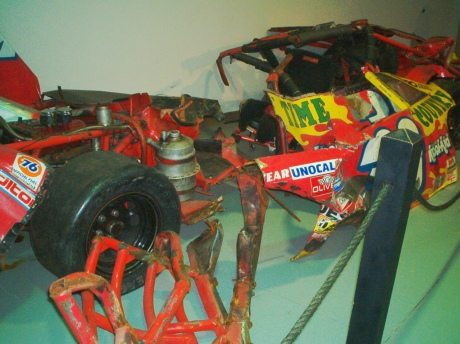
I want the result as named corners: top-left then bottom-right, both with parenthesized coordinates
top-left (290, 159), bottom-right (336, 180)
top-left (12, 154), bottom-right (46, 191)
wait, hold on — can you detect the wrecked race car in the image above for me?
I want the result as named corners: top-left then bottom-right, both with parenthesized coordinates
top-left (217, 19), bottom-right (460, 151)
top-left (44, 68), bottom-right (460, 342)
top-left (217, 20), bottom-right (460, 259)
top-left (257, 67), bottom-right (458, 260)
top-left (6, 22), bottom-right (455, 343)
top-left (0, 32), bottom-right (243, 293)
top-left (221, 64), bottom-right (458, 260)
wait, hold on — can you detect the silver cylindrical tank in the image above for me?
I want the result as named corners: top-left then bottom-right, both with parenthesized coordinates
top-left (154, 130), bottom-right (199, 201)
top-left (96, 106), bottom-right (113, 126)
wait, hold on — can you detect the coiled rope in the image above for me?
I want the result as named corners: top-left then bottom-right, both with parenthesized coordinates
top-left (281, 183), bottom-right (394, 344)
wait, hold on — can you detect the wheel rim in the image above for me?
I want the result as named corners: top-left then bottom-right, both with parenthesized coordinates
top-left (87, 192), bottom-right (160, 276)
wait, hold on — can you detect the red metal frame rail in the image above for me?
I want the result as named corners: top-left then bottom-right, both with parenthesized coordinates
top-left (50, 229), bottom-right (227, 343)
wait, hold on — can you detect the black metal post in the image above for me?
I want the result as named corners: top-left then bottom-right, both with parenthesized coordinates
top-left (346, 129), bottom-right (423, 344)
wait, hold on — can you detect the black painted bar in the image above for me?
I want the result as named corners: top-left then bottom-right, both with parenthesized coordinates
top-left (346, 129), bottom-right (423, 344)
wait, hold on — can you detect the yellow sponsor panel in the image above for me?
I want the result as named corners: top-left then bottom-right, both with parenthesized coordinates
top-left (365, 71), bottom-right (453, 138)
top-left (364, 72), bottom-right (408, 110)
top-left (267, 90), bottom-right (349, 146)
top-left (267, 71), bottom-right (454, 146)
top-left (410, 94), bottom-right (450, 137)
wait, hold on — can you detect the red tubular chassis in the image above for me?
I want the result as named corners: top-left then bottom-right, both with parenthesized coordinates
top-left (50, 171), bottom-right (268, 344)
top-left (216, 19), bottom-right (460, 90)
top-left (51, 233), bottom-right (222, 344)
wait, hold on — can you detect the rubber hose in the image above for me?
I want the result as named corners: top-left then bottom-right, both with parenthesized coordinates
top-left (111, 112), bottom-right (147, 165)
top-left (0, 116), bottom-right (32, 141)
top-left (415, 188), bottom-right (460, 211)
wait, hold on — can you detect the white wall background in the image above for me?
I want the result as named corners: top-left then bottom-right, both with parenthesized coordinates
top-left (1, 0), bottom-right (459, 112)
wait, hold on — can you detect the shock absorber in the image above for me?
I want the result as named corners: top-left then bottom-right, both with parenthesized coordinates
top-left (149, 130), bottom-right (200, 201)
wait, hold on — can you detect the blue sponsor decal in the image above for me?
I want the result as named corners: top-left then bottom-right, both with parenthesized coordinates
top-left (290, 159), bottom-right (336, 180)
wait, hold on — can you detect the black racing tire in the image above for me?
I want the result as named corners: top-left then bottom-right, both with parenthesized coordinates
top-left (30, 151), bottom-right (181, 294)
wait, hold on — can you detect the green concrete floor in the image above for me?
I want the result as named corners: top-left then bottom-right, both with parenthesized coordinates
top-left (1, 118), bottom-right (459, 343)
